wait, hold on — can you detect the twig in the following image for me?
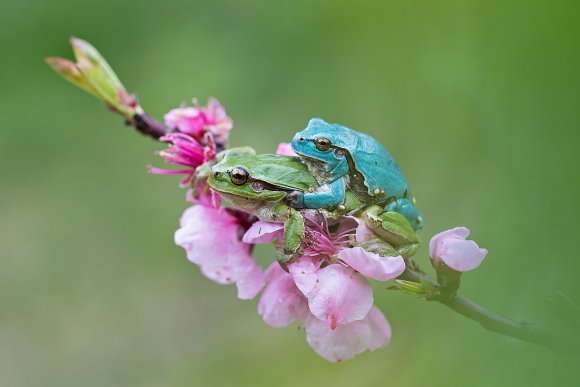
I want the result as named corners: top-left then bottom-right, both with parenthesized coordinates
top-left (398, 262), bottom-right (575, 352)
top-left (129, 113), bottom-right (168, 140)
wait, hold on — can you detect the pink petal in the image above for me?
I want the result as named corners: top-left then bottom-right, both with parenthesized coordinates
top-left (304, 313), bottom-right (371, 362)
top-left (242, 221), bottom-right (284, 244)
top-left (204, 97), bottom-right (232, 140)
top-left (429, 226), bottom-right (470, 260)
top-left (174, 205), bottom-right (264, 299)
top-left (304, 305), bottom-right (390, 362)
top-left (288, 256), bottom-right (320, 297)
top-left (258, 267), bottom-right (308, 327)
top-left (263, 262), bottom-right (286, 282)
top-left (366, 306), bottom-right (392, 350)
top-left (338, 247), bottom-right (405, 281)
top-left (344, 216), bottom-right (373, 243)
top-left (185, 187), bottom-right (221, 208)
top-left (439, 239), bottom-right (488, 272)
top-left (355, 222), bottom-right (373, 243)
top-left (307, 264), bottom-right (373, 329)
top-left (231, 251), bottom-right (265, 300)
top-left (205, 97), bottom-right (226, 122)
top-left (174, 206), bottom-right (237, 281)
top-left (164, 107), bottom-right (206, 137)
top-left (276, 143), bottom-right (298, 156)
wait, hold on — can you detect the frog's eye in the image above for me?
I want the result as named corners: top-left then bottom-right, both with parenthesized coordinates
top-left (315, 137), bottom-right (332, 151)
top-left (229, 167), bottom-right (249, 185)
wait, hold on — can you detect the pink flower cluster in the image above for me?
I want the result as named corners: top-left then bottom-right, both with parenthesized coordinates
top-left (148, 98), bottom-right (230, 186)
top-left (175, 198), bottom-right (403, 361)
top-left (164, 98), bottom-right (232, 144)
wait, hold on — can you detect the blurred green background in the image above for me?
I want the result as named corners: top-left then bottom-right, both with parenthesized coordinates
top-left (1, 0), bottom-right (579, 386)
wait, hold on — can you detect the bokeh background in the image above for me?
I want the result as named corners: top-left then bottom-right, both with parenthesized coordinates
top-left (1, 0), bottom-right (579, 386)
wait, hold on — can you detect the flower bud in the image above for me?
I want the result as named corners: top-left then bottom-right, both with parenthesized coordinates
top-left (46, 37), bottom-right (142, 119)
top-left (429, 227), bottom-right (488, 272)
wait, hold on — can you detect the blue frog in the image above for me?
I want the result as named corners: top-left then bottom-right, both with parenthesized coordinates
top-left (289, 118), bottom-right (423, 230)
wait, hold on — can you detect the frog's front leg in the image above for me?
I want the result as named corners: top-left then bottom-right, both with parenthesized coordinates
top-left (361, 205), bottom-right (420, 259)
top-left (285, 178), bottom-right (345, 209)
top-left (385, 198), bottom-right (424, 231)
top-left (272, 204), bottom-right (305, 265)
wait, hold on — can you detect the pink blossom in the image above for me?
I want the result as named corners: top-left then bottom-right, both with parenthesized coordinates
top-left (174, 205), bottom-right (264, 299)
top-left (259, 260), bottom-right (392, 361)
top-left (429, 227), bottom-right (488, 272)
top-left (148, 132), bottom-right (215, 186)
top-left (338, 247), bottom-right (405, 281)
top-left (258, 263), bottom-right (309, 327)
top-left (164, 98), bottom-right (232, 144)
top-left (276, 142), bottom-right (298, 156)
top-left (278, 215), bottom-right (374, 330)
top-left (303, 264), bottom-right (373, 329)
top-left (305, 305), bottom-right (391, 362)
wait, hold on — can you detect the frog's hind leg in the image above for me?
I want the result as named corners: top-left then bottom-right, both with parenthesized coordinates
top-left (362, 205), bottom-right (420, 259)
top-left (276, 207), bottom-right (305, 266)
top-left (385, 197), bottom-right (424, 231)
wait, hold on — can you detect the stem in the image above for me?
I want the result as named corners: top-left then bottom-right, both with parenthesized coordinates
top-left (131, 113), bottom-right (168, 140)
top-left (399, 262), bottom-right (573, 352)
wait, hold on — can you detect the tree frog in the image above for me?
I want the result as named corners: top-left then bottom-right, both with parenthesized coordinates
top-left (205, 147), bottom-right (419, 264)
top-left (289, 118), bottom-right (424, 231)
top-left (207, 147), bottom-right (316, 264)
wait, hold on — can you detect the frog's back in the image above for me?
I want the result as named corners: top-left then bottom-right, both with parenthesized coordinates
top-left (309, 121), bottom-right (409, 201)
top-left (345, 128), bottom-right (409, 201)
top-left (253, 154), bottom-right (319, 192)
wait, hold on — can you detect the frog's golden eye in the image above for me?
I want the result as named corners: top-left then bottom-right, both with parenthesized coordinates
top-left (229, 167), bottom-right (249, 186)
top-left (315, 137), bottom-right (332, 151)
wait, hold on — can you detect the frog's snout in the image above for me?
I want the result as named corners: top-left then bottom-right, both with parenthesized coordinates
top-left (292, 133), bottom-right (304, 143)
top-left (291, 133), bottom-right (306, 154)
top-left (209, 165), bottom-right (225, 183)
